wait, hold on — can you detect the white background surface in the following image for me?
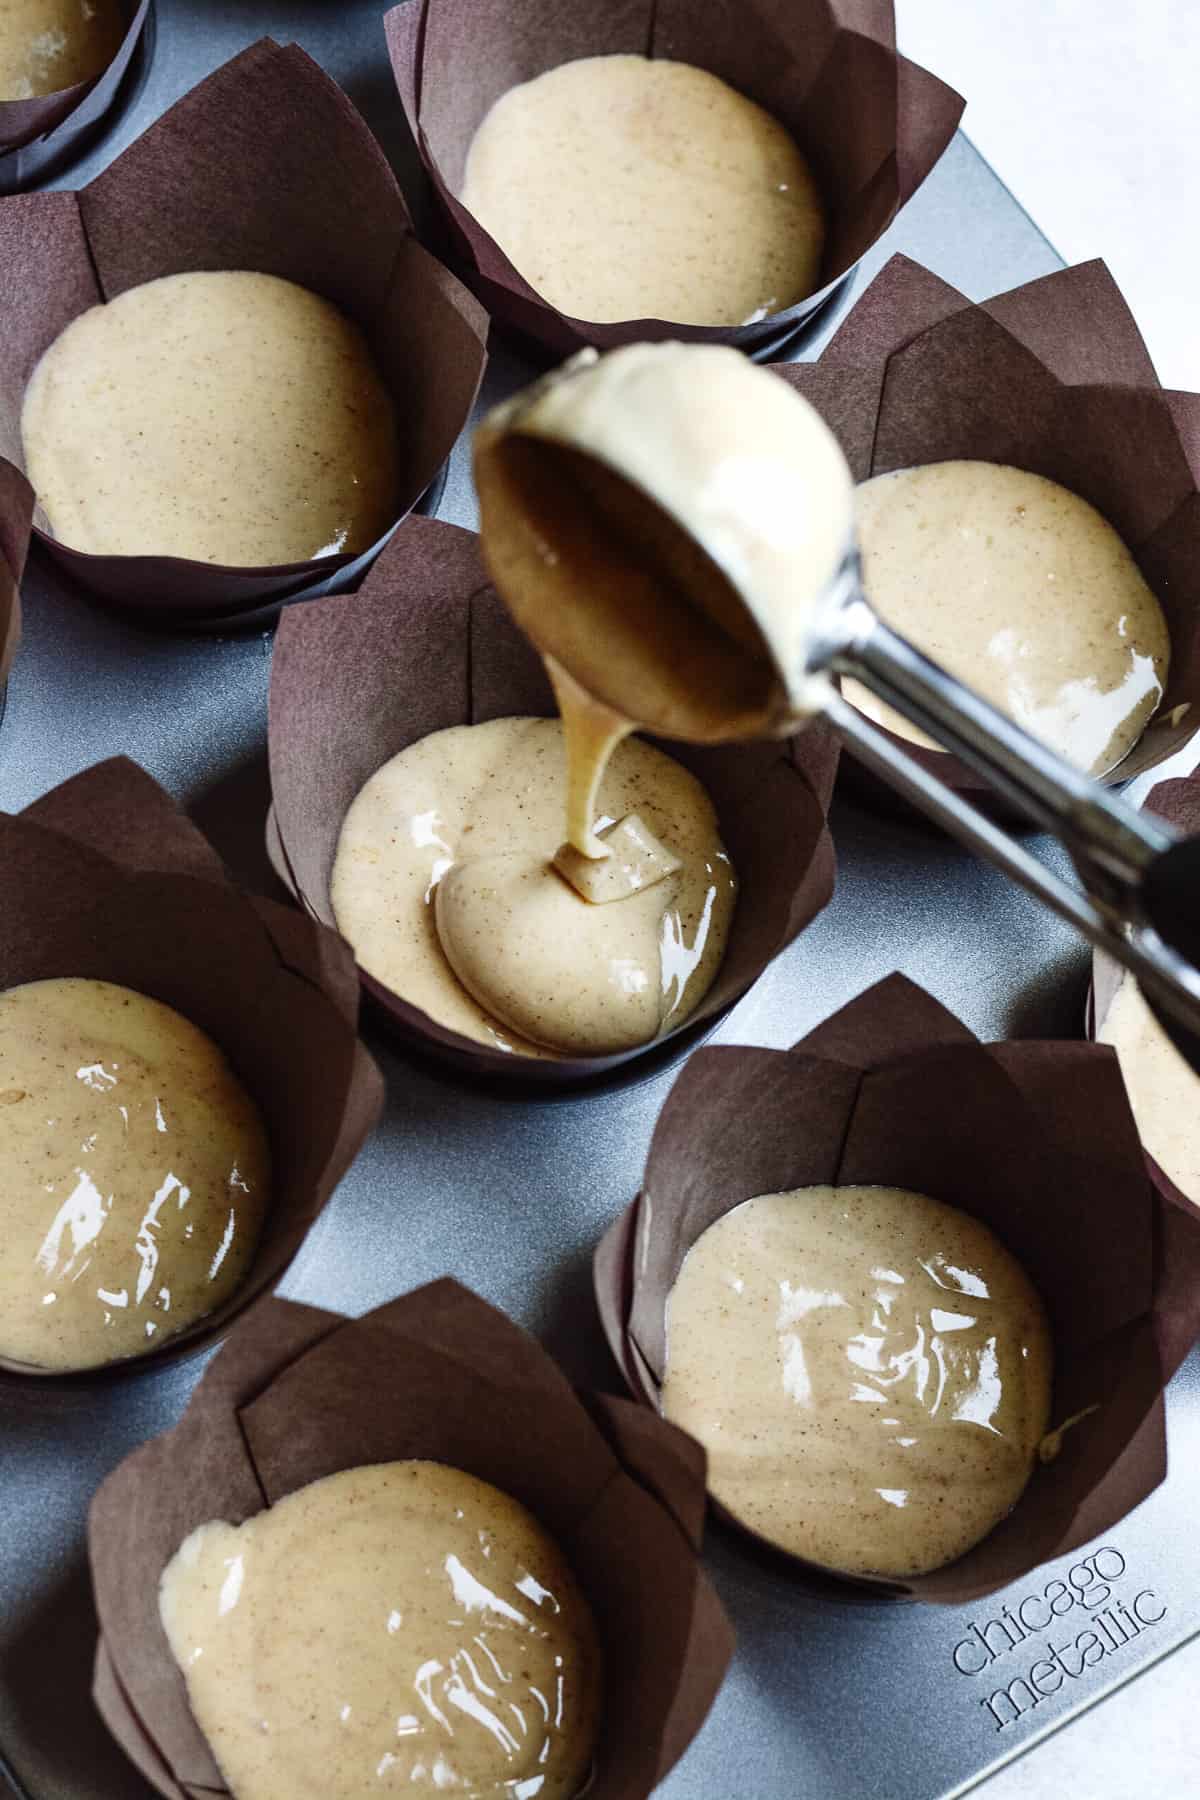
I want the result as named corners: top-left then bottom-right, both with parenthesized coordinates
top-left (895, 0), bottom-right (1200, 390)
top-left (894, 10), bottom-right (1200, 1791)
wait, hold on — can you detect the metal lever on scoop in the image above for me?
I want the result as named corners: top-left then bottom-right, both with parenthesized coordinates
top-left (801, 554), bottom-right (1200, 1057)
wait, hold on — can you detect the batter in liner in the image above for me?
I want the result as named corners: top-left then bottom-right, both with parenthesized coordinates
top-left (159, 1460), bottom-right (603, 1800)
top-left (661, 1184), bottom-right (1053, 1578)
top-left (0, 978), bottom-right (270, 1372)
top-left (1098, 976), bottom-right (1200, 1198)
top-left (461, 56), bottom-right (825, 326)
top-left (847, 461), bottom-right (1170, 776)
top-left (21, 270), bottom-right (399, 565)
top-left (331, 718), bottom-right (736, 1058)
top-left (0, 0), bottom-right (125, 100)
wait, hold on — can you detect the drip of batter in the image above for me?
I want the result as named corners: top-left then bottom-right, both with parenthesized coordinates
top-left (546, 658), bottom-right (632, 860)
top-left (0, 0), bottom-right (125, 100)
top-left (461, 55), bottom-right (825, 327)
top-left (473, 343), bottom-right (855, 748)
top-left (331, 718), bottom-right (736, 1058)
top-left (1098, 976), bottom-right (1200, 1198)
top-left (660, 1185), bottom-right (1053, 1578)
top-left (0, 978), bottom-right (270, 1372)
top-left (21, 271), bottom-right (400, 565)
top-left (847, 462), bottom-right (1170, 776)
top-left (159, 1461), bottom-right (603, 1800)
top-left (552, 813), bottom-right (681, 904)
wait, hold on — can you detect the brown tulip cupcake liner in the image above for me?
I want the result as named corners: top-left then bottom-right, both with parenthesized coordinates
top-left (1090, 772), bottom-right (1200, 1223)
top-left (0, 39), bottom-right (488, 626)
top-left (87, 1276), bottom-right (735, 1800)
top-left (0, 0), bottom-right (150, 193)
top-left (384, 0), bottom-right (963, 358)
top-left (0, 755), bottom-right (384, 1386)
top-left (772, 254), bottom-right (1200, 806)
top-left (266, 511), bottom-right (841, 1088)
top-left (594, 971), bottom-right (1200, 1603)
top-left (0, 455), bottom-right (33, 690)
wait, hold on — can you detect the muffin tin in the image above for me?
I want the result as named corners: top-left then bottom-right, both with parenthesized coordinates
top-left (2, 4), bottom-right (1199, 1799)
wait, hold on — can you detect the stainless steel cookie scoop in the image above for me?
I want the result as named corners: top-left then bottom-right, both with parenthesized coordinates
top-left (473, 343), bottom-right (1200, 1065)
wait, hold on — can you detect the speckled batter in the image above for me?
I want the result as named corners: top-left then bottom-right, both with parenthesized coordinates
top-left (21, 270), bottom-right (400, 565)
top-left (159, 1461), bottom-right (603, 1800)
top-left (331, 717), bottom-right (736, 1058)
top-left (461, 56), bottom-right (825, 326)
top-left (847, 462), bottom-right (1170, 775)
top-left (0, 978), bottom-right (270, 1372)
top-left (661, 1185), bottom-right (1053, 1578)
top-left (1098, 977), bottom-right (1200, 1199)
top-left (0, 0), bottom-right (124, 100)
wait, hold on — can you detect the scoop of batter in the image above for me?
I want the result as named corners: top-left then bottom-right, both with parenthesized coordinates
top-left (159, 1460), bottom-right (603, 1800)
top-left (474, 344), bottom-right (855, 747)
top-left (848, 461), bottom-right (1170, 776)
top-left (0, 978), bottom-right (270, 1372)
top-left (661, 1185), bottom-right (1053, 1578)
top-left (461, 55), bottom-right (825, 327)
top-left (1098, 975), bottom-right (1200, 1198)
top-left (331, 717), bottom-right (736, 1058)
top-left (21, 270), bottom-right (399, 565)
top-left (0, 0), bottom-right (125, 100)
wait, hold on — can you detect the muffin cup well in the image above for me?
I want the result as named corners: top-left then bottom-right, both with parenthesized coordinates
top-left (0, 0), bottom-right (150, 193)
top-left (1092, 775), bottom-right (1200, 1274)
top-left (384, 0), bottom-right (963, 357)
top-left (594, 971), bottom-right (1200, 1602)
top-left (0, 455), bottom-right (32, 687)
top-left (0, 40), bottom-right (488, 624)
top-left (267, 513), bottom-right (840, 1087)
top-left (773, 254), bottom-right (1200, 798)
top-left (0, 756), bottom-right (384, 1385)
top-left (88, 1278), bottom-right (734, 1800)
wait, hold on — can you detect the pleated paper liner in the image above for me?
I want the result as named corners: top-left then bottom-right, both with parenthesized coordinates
top-left (1091, 773), bottom-right (1200, 1249)
top-left (0, 757), bottom-right (384, 1388)
top-left (384, 0), bottom-right (963, 358)
top-left (594, 972), bottom-right (1200, 1603)
top-left (772, 255), bottom-right (1200, 810)
top-left (0, 0), bottom-right (150, 193)
top-left (87, 1278), bottom-right (734, 1800)
top-left (0, 456), bottom-right (32, 692)
top-left (266, 512), bottom-right (841, 1089)
top-left (0, 40), bottom-right (488, 626)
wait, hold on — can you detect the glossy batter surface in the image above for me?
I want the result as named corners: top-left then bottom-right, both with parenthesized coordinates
top-left (661, 1185), bottom-right (1053, 1577)
top-left (1099, 977), bottom-right (1200, 1198)
top-left (848, 461), bottom-right (1170, 775)
top-left (0, 979), bottom-right (270, 1372)
top-left (159, 1461), bottom-right (603, 1800)
top-left (461, 55), bottom-right (825, 326)
top-left (0, 0), bottom-right (124, 99)
top-left (331, 718), bottom-right (736, 1058)
top-left (21, 271), bottom-right (399, 565)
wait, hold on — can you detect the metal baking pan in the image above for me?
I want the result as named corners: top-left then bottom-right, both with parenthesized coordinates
top-left (2, 5), bottom-right (1197, 1798)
